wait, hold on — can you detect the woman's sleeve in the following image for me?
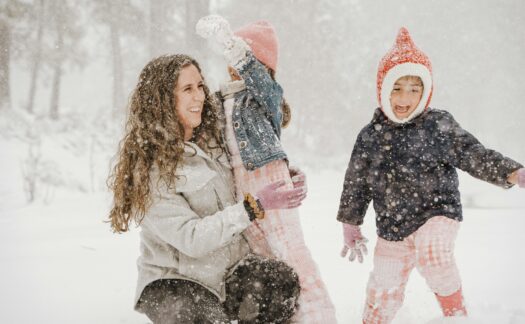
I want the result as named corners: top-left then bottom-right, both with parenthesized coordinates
top-left (144, 188), bottom-right (252, 258)
top-left (337, 131), bottom-right (373, 225)
top-left (441, 111), bottom-right (523, 188)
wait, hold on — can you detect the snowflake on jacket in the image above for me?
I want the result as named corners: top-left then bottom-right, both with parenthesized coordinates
top-left (337, 107), bottom-right (523, 241)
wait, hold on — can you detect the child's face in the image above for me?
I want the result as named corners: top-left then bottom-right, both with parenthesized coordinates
top-left (389, 76), bottom-right (423, 120)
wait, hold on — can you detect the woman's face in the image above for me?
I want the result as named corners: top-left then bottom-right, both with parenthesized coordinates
top-left (174, 64), bottom-right (206, 141)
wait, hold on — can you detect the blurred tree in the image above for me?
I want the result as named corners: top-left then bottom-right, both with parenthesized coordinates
top-left (148, 0), bottom-right (180, 57)
top-left (46, 0), bottom-right (84, 119)
top-left (148, 0), bottom-right (164, 57)
top-left (0, 16), bottom-right (10, 111)
top-left (0, 0), bottom-right (31, 111)
top-left (92, 0), bottom-right (143, 117)
top-left (26, 0), bottom-right (45, 114)
top-left (48, 0), bottom-right (65, 119)
top-left (184, 0), bottom-right (210, 57)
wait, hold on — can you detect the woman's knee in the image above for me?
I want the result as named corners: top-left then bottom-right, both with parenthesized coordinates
top-left (226, 255), bottom-right (300, 323)
top-left (139, 279), bottom-right (227, 324)
top-left (253, 258), bottom-right (300, 323)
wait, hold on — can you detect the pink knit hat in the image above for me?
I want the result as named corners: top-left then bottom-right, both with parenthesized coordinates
top-left (377, 27), bottom-right (433, 123)
top-left (234, 20), bottom-right (279, 71)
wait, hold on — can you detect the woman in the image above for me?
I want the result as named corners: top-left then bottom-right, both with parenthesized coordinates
top-left (108, 54), bottom-right (304, 323)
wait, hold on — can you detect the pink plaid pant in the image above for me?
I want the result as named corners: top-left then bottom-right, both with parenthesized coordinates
top-left (233, 160), bottom-right (337, 324)
top-left (363, 216), bottom-right (463, 324)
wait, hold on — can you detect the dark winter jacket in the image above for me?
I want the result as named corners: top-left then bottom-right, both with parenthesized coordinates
top-left (337, 108), bottom-right (522, 241)
top-left (219, 51), bottom-right (287, 171)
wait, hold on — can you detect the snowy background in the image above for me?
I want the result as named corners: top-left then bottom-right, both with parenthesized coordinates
top-left (1, 0), bottom-right (524, 323)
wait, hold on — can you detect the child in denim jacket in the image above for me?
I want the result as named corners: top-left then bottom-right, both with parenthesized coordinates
top-left (198, 15), bottom-right (337, 323)
top-left (337, 27), bottom-right (525, 324)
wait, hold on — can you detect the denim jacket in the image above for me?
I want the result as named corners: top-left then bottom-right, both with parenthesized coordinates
top-left (219, 51), bottom-right (287, 171)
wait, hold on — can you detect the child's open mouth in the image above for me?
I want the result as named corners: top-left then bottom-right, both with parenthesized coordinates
top-left (394, 105), bottom-right (410, 114)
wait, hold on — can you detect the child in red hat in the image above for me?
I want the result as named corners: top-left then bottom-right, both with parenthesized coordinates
top-left (337, 27), bottom-right (525, 323)
top-left (197, 15), bottom-right (337, 323)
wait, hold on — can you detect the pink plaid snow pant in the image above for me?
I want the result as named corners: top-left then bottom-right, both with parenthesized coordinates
top-left (233, 160), bottom-right (337, 324)
top-left (363, 216), bottom-right (463, 324)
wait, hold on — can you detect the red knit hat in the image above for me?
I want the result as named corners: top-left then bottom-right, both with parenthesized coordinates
top-left (377, 27), bottom-right (433, 123)
top-left (234, 20), bottom-right (279, 71)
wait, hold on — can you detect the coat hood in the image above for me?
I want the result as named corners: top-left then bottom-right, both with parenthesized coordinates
top-left (377, 27), bottom-right (433, 124)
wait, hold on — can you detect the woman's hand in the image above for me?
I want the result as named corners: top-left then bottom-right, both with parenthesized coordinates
top-left (256, 180), bottom-right (306, 210)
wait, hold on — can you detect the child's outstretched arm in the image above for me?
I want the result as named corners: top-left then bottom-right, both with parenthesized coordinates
top-left (440, 111), bottom-right (524, 188)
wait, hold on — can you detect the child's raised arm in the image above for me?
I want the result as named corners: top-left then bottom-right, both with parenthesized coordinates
top-left (234, 52), bottom-right (284, 130)
top-left (196, 15), bottom-right (284, 136)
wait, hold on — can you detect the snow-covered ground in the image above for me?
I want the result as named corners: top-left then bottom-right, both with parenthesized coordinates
top-left (1, 152), bottom-right (524, 323)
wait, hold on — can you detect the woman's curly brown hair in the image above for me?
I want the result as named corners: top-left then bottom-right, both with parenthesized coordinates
top-left (108, 54), bottom-right (223, 233)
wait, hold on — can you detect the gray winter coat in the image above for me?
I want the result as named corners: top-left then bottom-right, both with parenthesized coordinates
top-left (337, 108), bottom-right (522, 241)
top-left (134, 142), bottom-right (252, 310)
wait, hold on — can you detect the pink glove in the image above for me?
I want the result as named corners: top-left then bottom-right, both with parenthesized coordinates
top-left (340, 223), bottom-right (368, 263)
top-left (289, 166), bottom-right (307, 192)
top-left (256, 180), bottom-right (306, 210)
top-left (518, 168), bottom-right (525, 188)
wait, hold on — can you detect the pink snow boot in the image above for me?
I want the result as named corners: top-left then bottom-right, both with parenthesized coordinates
top-left (435, 288), bottom-right (467, 317)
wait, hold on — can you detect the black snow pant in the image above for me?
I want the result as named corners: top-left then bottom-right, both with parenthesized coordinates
top-left (137, 254), bottom-right (301, 324)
